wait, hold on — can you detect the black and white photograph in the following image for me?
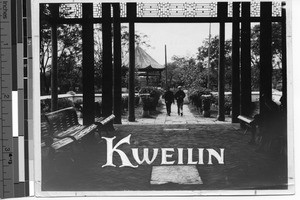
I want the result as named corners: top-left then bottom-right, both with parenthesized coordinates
top-left (0, 0), bottom-right (296, 198)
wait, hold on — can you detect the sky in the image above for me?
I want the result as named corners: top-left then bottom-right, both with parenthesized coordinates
top-left (135, 23), bottom-right (232, 64)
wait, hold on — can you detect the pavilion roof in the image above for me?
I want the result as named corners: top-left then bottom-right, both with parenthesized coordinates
top-left (123, 46), bottom-right (165, 71)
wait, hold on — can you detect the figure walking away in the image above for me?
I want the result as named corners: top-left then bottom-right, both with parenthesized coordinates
top-left (163, 87), bottom-right (174, 116)
top-left (175, 86), bottom-right (186, 116)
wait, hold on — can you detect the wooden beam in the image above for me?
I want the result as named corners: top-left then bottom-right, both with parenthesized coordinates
top-left (127, 3), bottom-right (136, 122)
top-left (50, 4), bottom-right (59, 111)
top-left (102, 3), bottom-right (113, 118)
top-left (113, 3), bottom-right (122, 124)
top-left (231, 2), bottom-right (240, 123)
top-left (240, 2), bottom-right (252, 116)
top-left (259, 2), bottom-right (273, 116)
top-left (82, 3), bottom-right (95, 125)
top-left (217, 2), bottom-right (227, 121)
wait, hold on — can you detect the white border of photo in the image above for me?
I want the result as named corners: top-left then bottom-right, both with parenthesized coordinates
top-left (31, 0), bottom-right (296, 199)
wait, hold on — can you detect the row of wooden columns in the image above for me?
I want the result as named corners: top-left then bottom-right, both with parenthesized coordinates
top-left (231, 2), bottom-right (253, 122)
top-left (92, 3), bottom-right (137, 123)
top-left (102, 3), bottom-right (136, 123)
top-left (231, 2), bottom-right (287, 123)
top-left (49, 3), bottom-right (136, 124)
top-left (49, 2), bottom-right (286, 126)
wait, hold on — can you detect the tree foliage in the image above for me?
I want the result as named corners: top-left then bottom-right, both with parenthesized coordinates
top-left (162, 23), bottom-right (283, 93)
top-left (162, 36), bottom-right (232, 91)
top-left (40, 4), bottom-right (83, 94)
top-left (251, 22), bottom-right (283, 90)
top-left (197, 36), bottom-right (232, 91)
top-left (40, 4), bottom-right (150, 95)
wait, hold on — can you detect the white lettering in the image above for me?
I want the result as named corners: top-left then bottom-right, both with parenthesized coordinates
top-left (187, 148), bottom-right (197, 164)
top-left (132, 148), bottom-right (158, 165)
top-left (207, 148), bottom-right (225, 165)
top-left (161, 148), bottom-right (175, 165)
top-left (177, 148), bottom-right (184, 164)
top-left (102, 135), bottom-right (138, 168)
top-left (198, 148), bottom-right (204, 164)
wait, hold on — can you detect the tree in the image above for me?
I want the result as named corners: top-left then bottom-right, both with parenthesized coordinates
top-left (196, 36), bottom-right (232, 91)
top-left (251, 22), bottom-right (283, 90)
top-left (40, 4), bottom-right (83, 94)
top-left (161, 36), bottom-right (233, 92)
top-left (56, 24), bottom-right (83, 93)
top-left (40, 4), bottom-right (54, 95)
top-left (164, 62), bottom-right (182, 87)
top-left (40, 4), bottom-right (150, 95)
top-left (159, 23), bottom-right (283, 94)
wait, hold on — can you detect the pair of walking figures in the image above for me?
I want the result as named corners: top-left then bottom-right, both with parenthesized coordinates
top-left (164, 86), bottom-right (186, 116)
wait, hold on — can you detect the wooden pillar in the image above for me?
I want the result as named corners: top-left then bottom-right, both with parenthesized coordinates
top-left (240, 2), bottom-right (252, 116)
top-left (113, 3), bottom-right (122, 124)
top-left (231, 2), bottom-right (240, 123)
top-left (260, 2), bottom-right (273, 116)
top-left (82, 3), bottom-right (95, 125)
top-left (50, 4), bottom-right (59, 111)
top-left (127, 3), bottom-right (136, 122)
top-left (102, 3), bottom-right (113, 118)
top-left (217, 2), bottom-right (227, 121)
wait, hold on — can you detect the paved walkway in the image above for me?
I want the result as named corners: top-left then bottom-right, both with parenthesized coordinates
top-left (122, 103), bottom-right (231, 125)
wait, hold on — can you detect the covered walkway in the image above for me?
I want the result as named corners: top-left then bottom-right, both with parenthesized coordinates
top-left (43, 2), bottom-right (287, 125)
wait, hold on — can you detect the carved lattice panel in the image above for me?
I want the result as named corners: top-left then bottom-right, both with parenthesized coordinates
top-left (272, 1), bottom-right (282, 17)
top-left (59, 3), bottom-right (82, 18)
top-left (93, 3), bottom-right (102, 18)
top-left (93, 3), bottom-right (126, 18)
top-left (137, 3), bottom-right (170, 17)
top-left (228, 2), bottom-right (233, 17)
top-left (57, 1), bottom-right (282, 19)
top-left (137, 2), bottom-right (217, 17)
top-left (250, 1), bottom-right (260, 17)
top-left (209, 2), bottom-right (218, 17)
top-left (120, 3), bottom-right (127, 17)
